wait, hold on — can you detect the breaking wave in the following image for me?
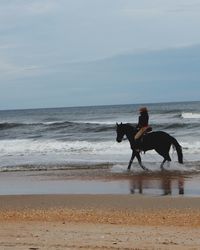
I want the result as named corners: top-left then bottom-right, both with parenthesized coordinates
top-left (0, 102), bottom-right (199, 170)
top-left (181, 112), bottom-right (200, 119)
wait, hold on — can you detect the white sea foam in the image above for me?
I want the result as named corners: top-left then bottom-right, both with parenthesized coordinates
top-left (0, 139), bottom-right (131, 157)
top-left (181, 112), bottom-right (200, 119)
top-left (74, 117), bottom-right (135, 125)
top-left (0, 138), bottom-right (199, 159)
top-left (74, 120), bottom-right (115, 125)
top-left (42, 120), bottom-right (65, 125)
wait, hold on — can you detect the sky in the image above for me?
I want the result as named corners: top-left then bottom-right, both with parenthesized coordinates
top-left (0, 0), bottom-right (200, 110)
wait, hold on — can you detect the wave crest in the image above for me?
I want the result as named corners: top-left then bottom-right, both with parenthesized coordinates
top-left (181, 112), bottom-right (200, 119)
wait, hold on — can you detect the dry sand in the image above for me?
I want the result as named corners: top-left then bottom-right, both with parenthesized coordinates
top-left (0, 194), bottom-right (200, 249)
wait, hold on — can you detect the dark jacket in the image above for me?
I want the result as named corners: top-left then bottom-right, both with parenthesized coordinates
top-left (137, 111), bottom-right (149, 128)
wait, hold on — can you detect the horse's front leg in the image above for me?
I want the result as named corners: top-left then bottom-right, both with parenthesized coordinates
top-left (127, 151), bottom-right (135, 170)
top-left (135, 152), bottom-right (148, 171)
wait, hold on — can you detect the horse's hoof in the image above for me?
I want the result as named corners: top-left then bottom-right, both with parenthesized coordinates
top-left (141, 165), bottom-right (148, 171)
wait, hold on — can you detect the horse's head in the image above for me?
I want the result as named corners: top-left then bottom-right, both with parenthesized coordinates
top-left (116, 123), bottom-right (126, 143)
top-left (116, 123), bottom-right (137, 143)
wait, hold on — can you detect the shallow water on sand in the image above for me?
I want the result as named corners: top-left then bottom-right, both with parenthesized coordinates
top-left (0, 166), bottom-right (200, 197)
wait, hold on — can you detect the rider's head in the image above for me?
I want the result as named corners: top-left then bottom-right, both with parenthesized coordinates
top-left (139, 107), bottom-right (148, 113)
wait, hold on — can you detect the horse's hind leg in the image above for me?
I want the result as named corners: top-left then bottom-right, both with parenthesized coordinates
top-left (160, 159), bottom-right (167, 169)
top-left (161, 157), bottom-right (171, 169)
top-left (155, 149), bottom-right (171, 169)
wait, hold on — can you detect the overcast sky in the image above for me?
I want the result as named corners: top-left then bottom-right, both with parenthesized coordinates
top-left (0, 0), bottom-right (200, 110)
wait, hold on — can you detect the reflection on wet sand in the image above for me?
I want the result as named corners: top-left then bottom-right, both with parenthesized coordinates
top-left (129, 174), bottom-right (185, 196)
top-left (5, 168), bottom-right (198, 196)
top-left (38, 168), bottom-right (199, 196)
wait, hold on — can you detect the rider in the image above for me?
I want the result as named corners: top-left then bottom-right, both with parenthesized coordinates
top-left (134, 107), bottom-right (150, 150)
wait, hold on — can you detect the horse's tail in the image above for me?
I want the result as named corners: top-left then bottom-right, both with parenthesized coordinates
top-left (171, 137), bottom-right (183, 164)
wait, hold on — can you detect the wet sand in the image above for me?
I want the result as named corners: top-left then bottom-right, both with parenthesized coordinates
top-left (0, 167), bottom-right (199, 196)
top-left (1, 168), bottom-right (200, 249)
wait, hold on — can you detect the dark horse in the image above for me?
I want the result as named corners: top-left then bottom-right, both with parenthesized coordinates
top-left (116, 123), bottom-right (183, 170)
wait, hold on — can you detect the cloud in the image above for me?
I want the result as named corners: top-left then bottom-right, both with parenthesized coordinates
top-left (0, 58), bottom-right (44, 80)
top-left (120, 8), bottom-right (163, 18)
top-left (167, 2), bottom-right (200, 13)
top-left (0, 0), bottom-right (59, 31)
top-left (0, 0), bottom-right (58, 16)
top-left (22, 1), bottom-right (59, 15)
top-left (0, 1), bottom-right (200, 86)
top-left (120, 0), bottom-right (200, 18)
top-left (0, 43), bottom-right (17, 50)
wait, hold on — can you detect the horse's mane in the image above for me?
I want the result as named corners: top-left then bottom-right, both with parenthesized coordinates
top-left (123, 123), bottom-right (137, 131)
top-left (118, 123), bottom-right (138, 136)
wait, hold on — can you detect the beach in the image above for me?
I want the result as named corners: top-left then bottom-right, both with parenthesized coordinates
top-left (1, 194), bottom-right (200, 249)
top-left (0, 170), bottom-right (200, 249)
top-left (0, 102), bottom-right (200, 249)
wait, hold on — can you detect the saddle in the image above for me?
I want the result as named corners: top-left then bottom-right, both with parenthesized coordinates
top-left (144, 126), bottom-right (152, 134)
top-left (135, 126), bottom-right (152, 152)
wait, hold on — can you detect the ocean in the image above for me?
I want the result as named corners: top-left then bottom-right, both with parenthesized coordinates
top-left (0, 101), bottom-right (199, 173)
